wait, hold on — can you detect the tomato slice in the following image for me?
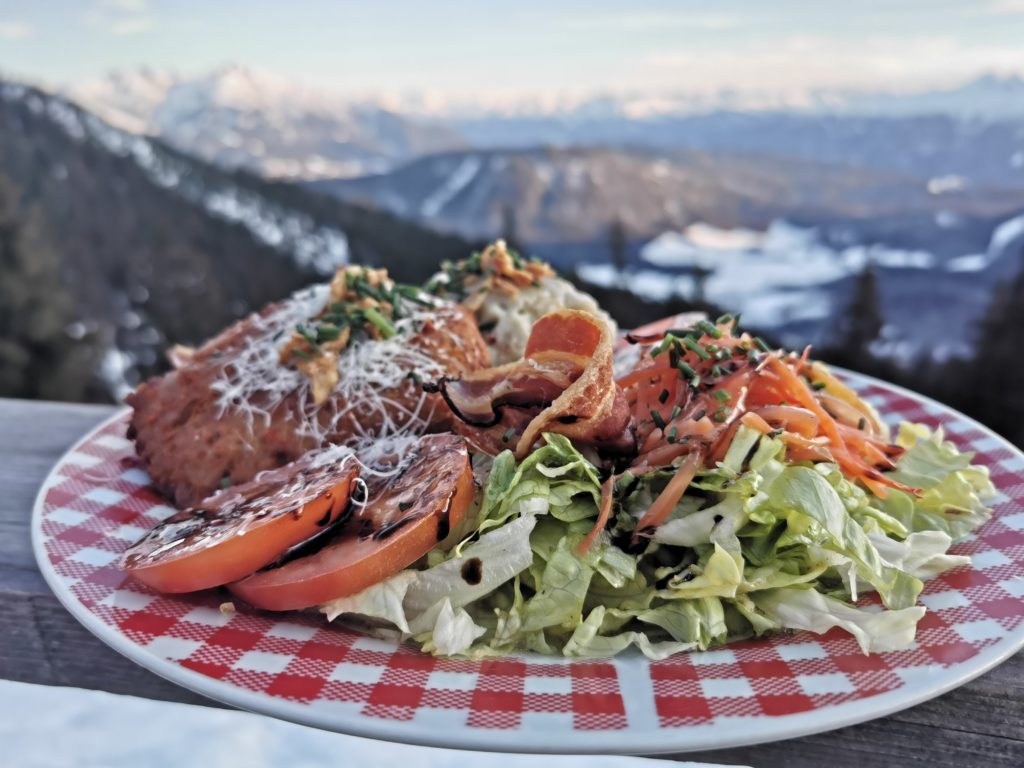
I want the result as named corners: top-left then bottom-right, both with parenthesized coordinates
top-left (121, 455), bottom-right (359, 593)
top-left (229, 434), bottom-right (474, 611)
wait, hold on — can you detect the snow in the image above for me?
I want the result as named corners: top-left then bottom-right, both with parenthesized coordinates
top-left (16, 86), bottom-right (353, 276)
top-left (420, 156), bottom-right (482, 218)
top-left (68, 64), bottom-right (454, 181)
top-left (639, 232), bottom-right (703, 268)
top-left (927, 175), bottom-right (966, 194)
top-left (45, 98), bottom-right (85, 140)
top-left (590, 218), bottom-right (980, 332)
top-left (684, 222), bottom-right (764, 250)
top-left (988, 212), bottom-right (1024, 258)
top-left (99, 348), bottom-right (135, 403)
top-left (642, 219), bottom-right (939, 278)
top-left (946, 253), bottom-right (990, 272)
top-left (578, 261), bottom-right (833, 330)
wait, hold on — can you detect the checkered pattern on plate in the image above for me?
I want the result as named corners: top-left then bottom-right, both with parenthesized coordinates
top-left (33, 372), bottom-right (1024, 750)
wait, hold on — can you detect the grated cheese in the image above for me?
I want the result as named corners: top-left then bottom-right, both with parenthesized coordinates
top-left (209, 282), bottom-right (452, 448)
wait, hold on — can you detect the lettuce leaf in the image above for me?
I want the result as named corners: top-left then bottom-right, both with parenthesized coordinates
top-left (754, 587), bottom-right (925, 654)
top-left (319, 421), bottom-right (993, 660)
top-left (765, 465), bottom-right (923, 609)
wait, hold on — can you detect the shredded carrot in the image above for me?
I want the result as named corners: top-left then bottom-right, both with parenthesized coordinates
top-left (740, 411), bottom-right (773, 434)
top-left (636, 441), bottom-right (694, 468)
top-left (579, 476), bottom-right (616, 555)
top-left (632, 451), bottom-right (704, 543)
top-left (709, 422), bottom-right (740, 464)
top-left (863, 477), bottom-right (891, 500)
top-left (755, 405), bottom-right (820, 438)
top-left (616, 366), bottom-right (672, 390)
top-left (767, 357), bottom-right (845, 446)
top-left (797, 345), bottom-right (811, 374)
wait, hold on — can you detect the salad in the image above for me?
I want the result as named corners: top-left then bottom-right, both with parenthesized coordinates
top-left (121, 242), bottom-right (995, 660)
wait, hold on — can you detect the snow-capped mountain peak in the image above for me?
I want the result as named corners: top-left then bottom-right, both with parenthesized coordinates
top-left (66, 65), bottom-right (464, 180)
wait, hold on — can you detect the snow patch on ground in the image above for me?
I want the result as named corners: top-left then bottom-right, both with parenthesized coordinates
top-left (421, 156), bottom-right (482, 218)
top-left (3, 85), bottom-right (351, 277)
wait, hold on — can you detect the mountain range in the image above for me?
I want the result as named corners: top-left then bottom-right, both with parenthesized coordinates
top-left (310, 145), bottom-right (1024, 254)
top-left (68, 65), bottom-right (465, 180)
top-left (68, 67), bottom-right (1024, 188)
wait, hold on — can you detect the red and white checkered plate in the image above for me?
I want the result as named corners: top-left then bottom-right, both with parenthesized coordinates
top-left (32, 369), bottom-right (1024, 754)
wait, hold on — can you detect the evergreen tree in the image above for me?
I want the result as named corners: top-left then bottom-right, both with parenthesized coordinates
top-left (0, 174), bottom-right (96, 401)
top-left (690, 264), bottom-right (713, 304)
top-left (609, 218), bottom-right (628, 272)
top-left (966, 251), bottom-right (1024, 445)
top-left (500, 204), bottom-right (524, 255)
top-left (833, 265), bottom-right (884, 363)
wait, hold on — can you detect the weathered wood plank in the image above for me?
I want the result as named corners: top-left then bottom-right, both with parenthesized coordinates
top-left (1, 397), bottom-right (1022, 768)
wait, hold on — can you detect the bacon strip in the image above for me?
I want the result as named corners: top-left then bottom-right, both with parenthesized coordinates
top-left (431, 310), bottom-right (634, 457)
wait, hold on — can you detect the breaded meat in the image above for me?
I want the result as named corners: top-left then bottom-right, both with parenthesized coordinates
top-left (127, 289), bottom-right (488, 508)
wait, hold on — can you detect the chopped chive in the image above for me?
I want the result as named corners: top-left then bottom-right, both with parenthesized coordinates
top-left (363, 306), bottom-right (397, 339)
top-left (754, 336), bottom-right (772, 353)
top-left (690, 374), bottom-right (702, 388)
top-left (711, 364), bottom-right (724, 378)
top-left (406, 371), bottom-right (421, 385)
top-left (682, 336), bottom-right (710, 360)
top-left (706, 343), bottom-right (720, 355)
top-left (671, 405), bottom-right (682, 421)
top-left (747, 348), bottom-right (760, 363)
top-left (676, 360), bottom-right (696, 378)
top-left (716, 313), bottom-right (733, 326)
top-left (693, 409), bottom-right (707, 421)
top-left (502, 427), bottom-right (516, 444)
top-left (297, 324), bottom-right (320, 348)
top-left (668, 347), bottom-right (680, 369)
top-left (316, 324), bottom-right (342, 343)
top-left (769, 428), bottom-right (783, 438)
top-left (696, 319), bottom-right (723, 339)
top-left (651, 337), bottom-right (671, 357)
top-left (714, 389), bottom-right (731, 404)
top-left (667, 426), bottom-right (678, 443)
top-left (658, 388), bottom-right (670, 404)
top-left (857, 417), bottom-right (867, 430)
top-left (811, 381), bottom-right (827, 391)
top-left (650, 410), bottom-right (667, 430)
top-left (713, 410), bottom-right (728, 423)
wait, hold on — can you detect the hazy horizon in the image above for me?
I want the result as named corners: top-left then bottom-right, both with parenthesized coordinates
top-left (3, 1), bottom-right (1024, 107)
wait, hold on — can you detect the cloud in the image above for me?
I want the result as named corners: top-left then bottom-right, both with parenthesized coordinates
top-left (0, 21), bottom-right (32, 39)
top-left (984, 0), bottom-right (1024, 14)
top-left (86, 0), bottom-right (153, 36)
top-left (110, 16), bottom-right (153, 35)
top-left (642, 36), bottom-right (1024, 95)
top-left (568, 12), bottom-right (743, 32)
top-left (99, 0), bottom-right (149, 11)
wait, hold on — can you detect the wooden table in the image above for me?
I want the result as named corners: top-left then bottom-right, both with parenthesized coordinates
top-left (3, 398), bottom-right (1022, 767)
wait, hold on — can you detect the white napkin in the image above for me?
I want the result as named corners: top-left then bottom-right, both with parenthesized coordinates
top-left (0, 680), bottom-right (745, 768)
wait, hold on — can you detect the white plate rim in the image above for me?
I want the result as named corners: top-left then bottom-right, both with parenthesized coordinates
top-left (30, 367), bottom-right (1024, 755)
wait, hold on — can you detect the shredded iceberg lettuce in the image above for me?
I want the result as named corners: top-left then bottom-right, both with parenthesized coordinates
top-left (320, 422), bottom-right (995, 659)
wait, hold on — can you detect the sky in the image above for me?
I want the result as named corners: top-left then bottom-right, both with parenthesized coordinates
top-left (2, 0), bottom-right (1024, 100)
